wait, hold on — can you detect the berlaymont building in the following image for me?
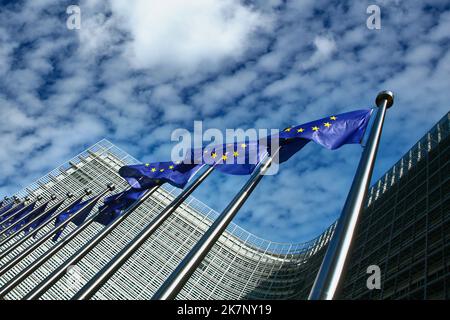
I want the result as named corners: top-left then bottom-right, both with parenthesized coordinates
top-left (0, 111), bottom-right (448, 300)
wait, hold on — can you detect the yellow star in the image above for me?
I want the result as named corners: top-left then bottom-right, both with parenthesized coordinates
top-left (222, 155), bottom-right (228, 161)
top-left (160, 169), bottom-right (165, 172)
top-left (324, 122), bottom-right (331, 128)
top-left (330, 116), bottom-right (337, 121)
top-left (312, 126), bottom-right (319, 132)
top-left (169, 165), bottom-right (174, 170)
top-left (151, 168), bottom-right (156, 172)
top-left (145, 163), bottom-right (150, 167)
top-left (211, 152), bottom-right (217, 159)
top-left (297, 128), bottom-right (304, 133)
top-left (233, 151), bottom-right (239, 157)
top-left (284, 127), bottom-right (292, 132)
top-left (240, 143), bottom-right (247, 149)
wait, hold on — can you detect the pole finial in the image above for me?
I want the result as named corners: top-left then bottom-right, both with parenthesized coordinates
top-left (376, 90), bottom-right (394, 108)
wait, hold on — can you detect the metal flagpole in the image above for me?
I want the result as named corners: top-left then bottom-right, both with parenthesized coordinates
top-left (0, 184), bottom-right (119, 298)
top-left (25, 185), bottom-right (159, 300)
top-left (72, 165), bottom-right (216, 300)
top-left (0, 195), bottom-right (55, 238)
top-left (0, 196), bottom-right (43, 228)
top-left (308, 90), bottom-right (394, 300)
top-left (0, 195), bottom-right (67, 247)
top-left (151, 150), bottom-right (277, 300)
top-left (0, 185), bottom-right (114, 279)
top-left (0, 192), bottom-right (86, 257)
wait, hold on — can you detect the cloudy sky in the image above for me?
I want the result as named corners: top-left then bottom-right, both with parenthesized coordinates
top-left (0, 0), bottom-right (449, 243)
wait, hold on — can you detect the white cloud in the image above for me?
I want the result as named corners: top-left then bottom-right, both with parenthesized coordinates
top-left (301, 35), bottom-right (337, 70)
top-left (104, 0), bottom-right (270, 75)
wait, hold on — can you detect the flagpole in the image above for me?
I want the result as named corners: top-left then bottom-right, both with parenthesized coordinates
top-left (0, 195), bottom-right (66, 246)
top-left (0, 195), bottom-right (54, 238)
top-left (72, 165), bottom-right (215, 300)
top-left (0, 192), bottom-right (86, 258)
top-left (24, 185), bottom-right (159, 300)
top-left (0, 185), bottom-right (114, 280)
top-left (151, 150), bottom-right (276, 300)
top-left (308, 90), bottom-right (394, 300)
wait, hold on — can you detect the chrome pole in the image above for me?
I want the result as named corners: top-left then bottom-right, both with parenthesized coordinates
top-left (25, 185), bottom-right (159, 300)
top-left (72, 165), bottom-right (215, 300)
top-left (308, 91), bottom-right (394, 300)
top-left (0, 185), bottom-right (114, 279)
top-left (151, 151), bottom-right (276, 300)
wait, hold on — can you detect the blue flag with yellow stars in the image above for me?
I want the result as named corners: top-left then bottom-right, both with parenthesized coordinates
top-left (119, 161), bottom-right (204, 190)
top-left (119, 109), bottom-right (372, 189)
top-left (186, 140), bottom-right (268, 175)
top-left (52, 197), bottom-right (98, 242)
top-left (274, 109), bottom-right (372, 163)
top-left (182, 109), bottom-right (372, 174)
top-left (94, 189), bottom-right (146, 226)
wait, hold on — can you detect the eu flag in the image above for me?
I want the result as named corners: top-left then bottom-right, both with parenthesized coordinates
top-left (182, 109), bottom-right (373, 174)
top-left (52, 197), bottom-right (97, 241)
top-left (94, 189), bottom-right (146, 226)
top-left (119, 162), bottom-right (204, 190)
top-left (186, 140), bottom-right (268, 175)
top-left (275, 109), bottom-right (373, 163)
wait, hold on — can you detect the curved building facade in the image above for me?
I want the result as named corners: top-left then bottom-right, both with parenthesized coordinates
top-left (0, 112), bottom-right (448, 300)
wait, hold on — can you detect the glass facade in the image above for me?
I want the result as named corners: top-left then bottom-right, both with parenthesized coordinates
top-left (0, 111), bottom-right (448, 300)
top-left (340, 112), bottom-right (450, 299)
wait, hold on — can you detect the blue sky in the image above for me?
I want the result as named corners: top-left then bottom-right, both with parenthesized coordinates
top-left (0, 0), bottom-right (449, 243)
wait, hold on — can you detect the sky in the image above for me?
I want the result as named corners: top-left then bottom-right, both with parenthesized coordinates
top-left (0, 0), bottom-right (449, 243)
